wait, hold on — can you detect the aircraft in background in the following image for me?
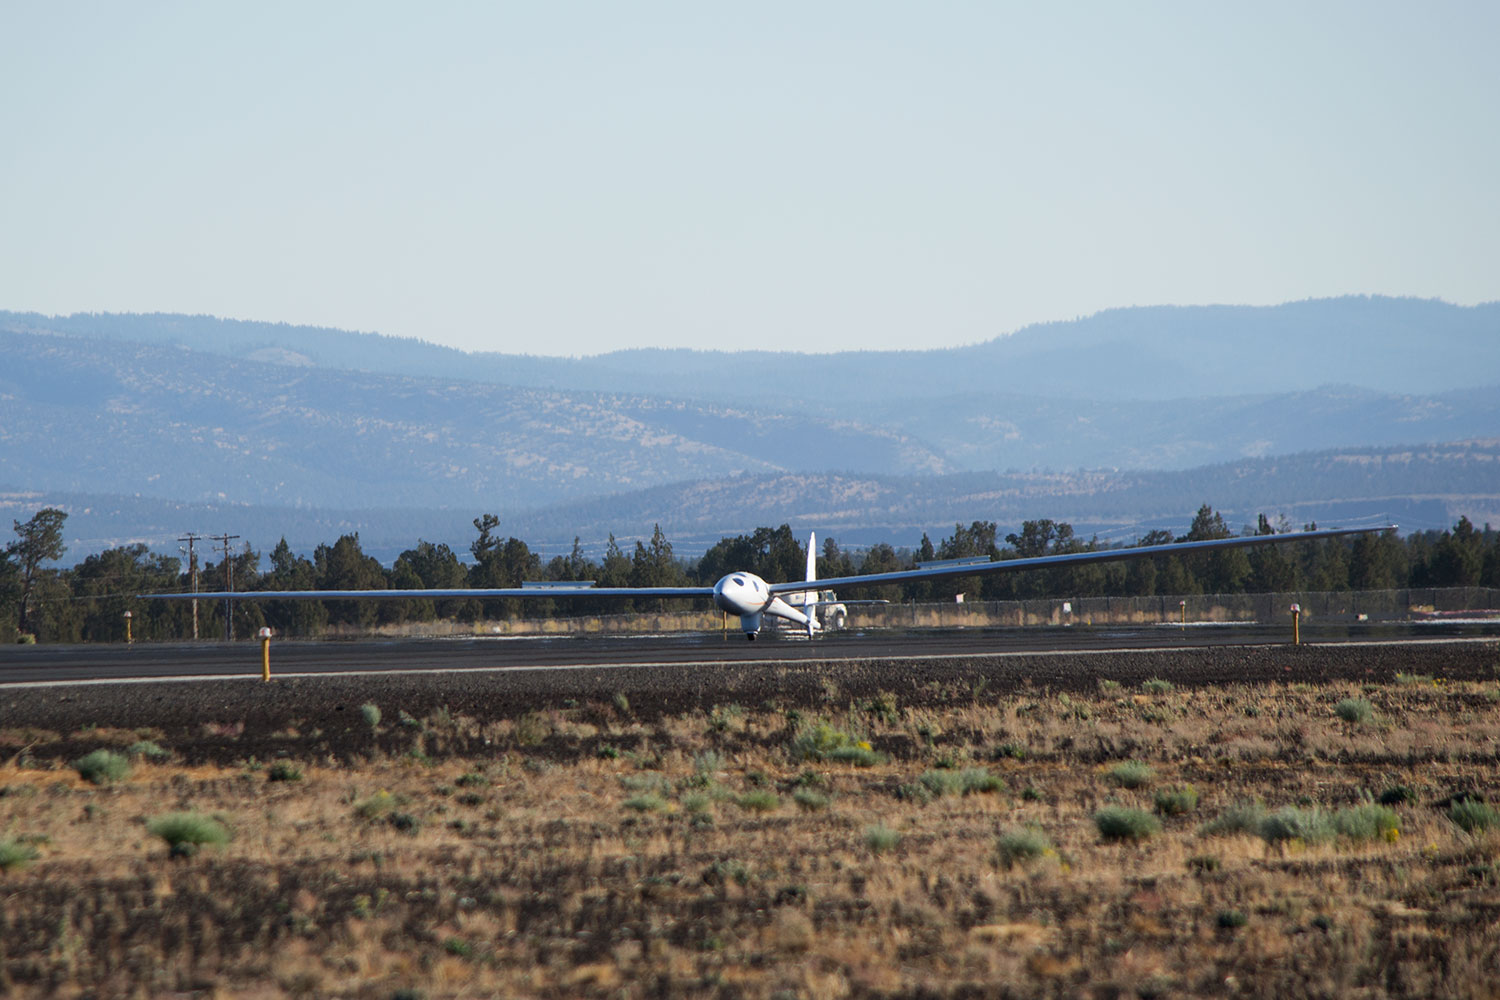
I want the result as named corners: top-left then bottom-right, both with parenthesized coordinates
top-left (140, 523), bottom-right (1395, 639)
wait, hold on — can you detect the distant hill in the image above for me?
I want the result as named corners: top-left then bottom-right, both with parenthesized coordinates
top-left (6, 441), bottom-right (1494, 565)
top-left (0, 328), bottom-right (945, 510)
top-left (2, 316), bottom-right (1498, 517)
top-left (6, 296), bottom-right (1496, 407)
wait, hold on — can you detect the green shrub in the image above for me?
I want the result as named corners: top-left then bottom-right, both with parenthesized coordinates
top-left (623, 793), bottom-right (668, 813)
top-left (1107, 761), bottom-right (1156, 790)
top-left (1154, 785), bottom-right (1200, 816)
top-left (1186, 854), bottom-right (1220, 874)
top-left (918, 769), bottom-right (964, 797)
top-left (513, 713), bottom-right (549, 746)
top-left (864, 692), bottom-right (900, 725)
top-left (791, 722), bottom-right (882, 765)
top-left (1333, 802), bottom-right (1400, 841)
top-left (996, 827), bottom-right (1051, 869)
top-left (387, 812), bottom-right (420, 833)
top-left (267, 761), bottom-right (303, 782)
top-left (1258, 806), bottom-right (1335, 845)
top-left (681, 793), bottom-right (713, 814)
top-left (864, 823), bottom-right (901, 853)
top-left (73, 749), bottom-right (131, 785)
top-left (894, 782), bottom-right (935, 805)
top-left (959, 768), bottom-right (1005, 795)
top-left (1335, 698), bottom-right (1374, 724)
top-left (126, 740), bottom-right (170, 762)
top-left (146, 812), bottom-right (230, 857)
top-left (1449, 798), bottom-right (1500, 833)
top-left (736, 790), bottom-right (780, 813)
top-left (1379, 785), bottom-right (1418, 806)
top-left (454, 772), bottom-right (489, 788)
top-left (1395, 673), bottom-right (1434, 686)
top-left (826, 744), bottom-right (885, 767)
top-left (1217, 909), bottom-right (1248, 929)
top-left (1094, 806), bottom-right (1160, 842)
top-left (793, 788), bottom-right (830, 812)
top-left (359, 703), bottom-right (381, 729)
top-left (1141, 678), bottom-right (1174, 695)
top-left (0, 839), bottom-right (40, 871)
top-left (1201, 800), bottom-right (1267, 837)
top-left (354, 790), bottom-right (400, 820)
top-left (693, 750), bottom-right (726, 774)
top-left (444, 937), bottom-right (472, 958)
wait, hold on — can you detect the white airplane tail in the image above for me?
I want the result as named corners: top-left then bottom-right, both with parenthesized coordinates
top-left (804, 532), bottom-right (818, 638)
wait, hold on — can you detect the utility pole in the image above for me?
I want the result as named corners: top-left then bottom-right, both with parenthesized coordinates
top-left (210, 532), bottom-right (240, 641)
top-left (178, 532), bottom-right (202, 640)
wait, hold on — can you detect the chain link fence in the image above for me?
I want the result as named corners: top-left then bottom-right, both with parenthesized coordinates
top-left (849, 587), bottom-right (1500, 629)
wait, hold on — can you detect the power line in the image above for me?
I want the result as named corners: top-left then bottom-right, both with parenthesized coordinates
top-left (178, 532), bottom-right (202, 640)
top-left (209, 532), bottom-right (240, 642)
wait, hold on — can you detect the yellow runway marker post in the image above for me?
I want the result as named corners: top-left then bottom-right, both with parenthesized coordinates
top-left (259, 627), bottom-right (272, 681)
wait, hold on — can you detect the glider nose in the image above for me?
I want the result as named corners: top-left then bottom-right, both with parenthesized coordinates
top-left (712, 573), bottom-right (765, 616)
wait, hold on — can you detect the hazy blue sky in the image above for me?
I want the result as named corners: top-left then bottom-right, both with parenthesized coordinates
top-left (3, 2), bottom-right (1495, 356)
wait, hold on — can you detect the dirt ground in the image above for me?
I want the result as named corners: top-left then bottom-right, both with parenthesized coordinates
top-left (1, 640), bottom-right (1499, 998)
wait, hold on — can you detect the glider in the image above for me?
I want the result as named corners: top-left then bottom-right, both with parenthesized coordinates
top-left (140, 523), bottom-right (1395, 639)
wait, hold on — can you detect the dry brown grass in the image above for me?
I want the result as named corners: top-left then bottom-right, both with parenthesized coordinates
top-left (3, 677), bottom-right (1500, 997)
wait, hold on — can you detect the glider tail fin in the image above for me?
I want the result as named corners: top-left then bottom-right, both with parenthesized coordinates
top-left (805, 532), bottom-right (818, 638)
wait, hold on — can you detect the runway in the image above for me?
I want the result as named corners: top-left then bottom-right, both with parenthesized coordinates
top-left (3, 620), bottom-right (1497, 686)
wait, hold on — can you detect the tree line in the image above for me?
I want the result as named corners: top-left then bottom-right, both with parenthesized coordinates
top-left (4, 506), bottom-right (1498, 643)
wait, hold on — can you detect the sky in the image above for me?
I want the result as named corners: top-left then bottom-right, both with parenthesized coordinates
top-left (2, 2), bottom-right (1496, 357)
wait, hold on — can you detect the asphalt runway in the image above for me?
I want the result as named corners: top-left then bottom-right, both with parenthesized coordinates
top-left (3, 620), bottom-right (1498, 686)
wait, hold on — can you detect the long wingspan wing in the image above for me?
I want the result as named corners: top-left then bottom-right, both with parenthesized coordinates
top-left (137, 525), bottom-right (1394, 602)
top-left (137, 586), bottom-right (715, 601)
top-left (765, 524), bottom-right (1395, 595)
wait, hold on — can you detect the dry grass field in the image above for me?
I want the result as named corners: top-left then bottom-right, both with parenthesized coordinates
top-left (4, 671), bottom-right (1500, 998)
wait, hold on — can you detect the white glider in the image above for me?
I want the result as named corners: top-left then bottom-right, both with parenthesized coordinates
top-left (140, 523), bottom-right (1395, 639)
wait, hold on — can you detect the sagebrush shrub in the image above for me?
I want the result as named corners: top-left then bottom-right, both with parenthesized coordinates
top-left (267, 762), bottom-right (303, 782)
top-left (996, 828), bottom-right (1051, 868)
top-left (1449, 798), bottom-right (1500, 833)
top-left (73, 750), bottom-right (131, 785)
top-left (1095, 806), bottom-right (1160, 842)
top-left (1259, 806), bottom-right (1335, 845)
top-left (126, 741), bottom-right (170, 762)
top-left (1154, 785), bottom-right (1199, 816)
top-left (793, 788), bottom-right (830, 811)
top-left (1335, 698), bottom-right (1374, 724)
top-left (147, 812), bottom-right (230, 856)
top-left (1108, 761), bottom-right (1156, 789)
top-left (1201, 801), bottom-right (1267, 837)
top-left (1333, 802), bottom-right (1400, 841)
top-left (864, 824), bottom-right (901, 853)
top-left (0, 839), bottom-right (40, 871)
top-left (737, 790), bottom-right (780, 813)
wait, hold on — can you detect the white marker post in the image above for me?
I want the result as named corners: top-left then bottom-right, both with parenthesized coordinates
top-left (258, 627), bottom-right (273, 681)
top-left (1289, 604), bottom-right (1301, 646)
